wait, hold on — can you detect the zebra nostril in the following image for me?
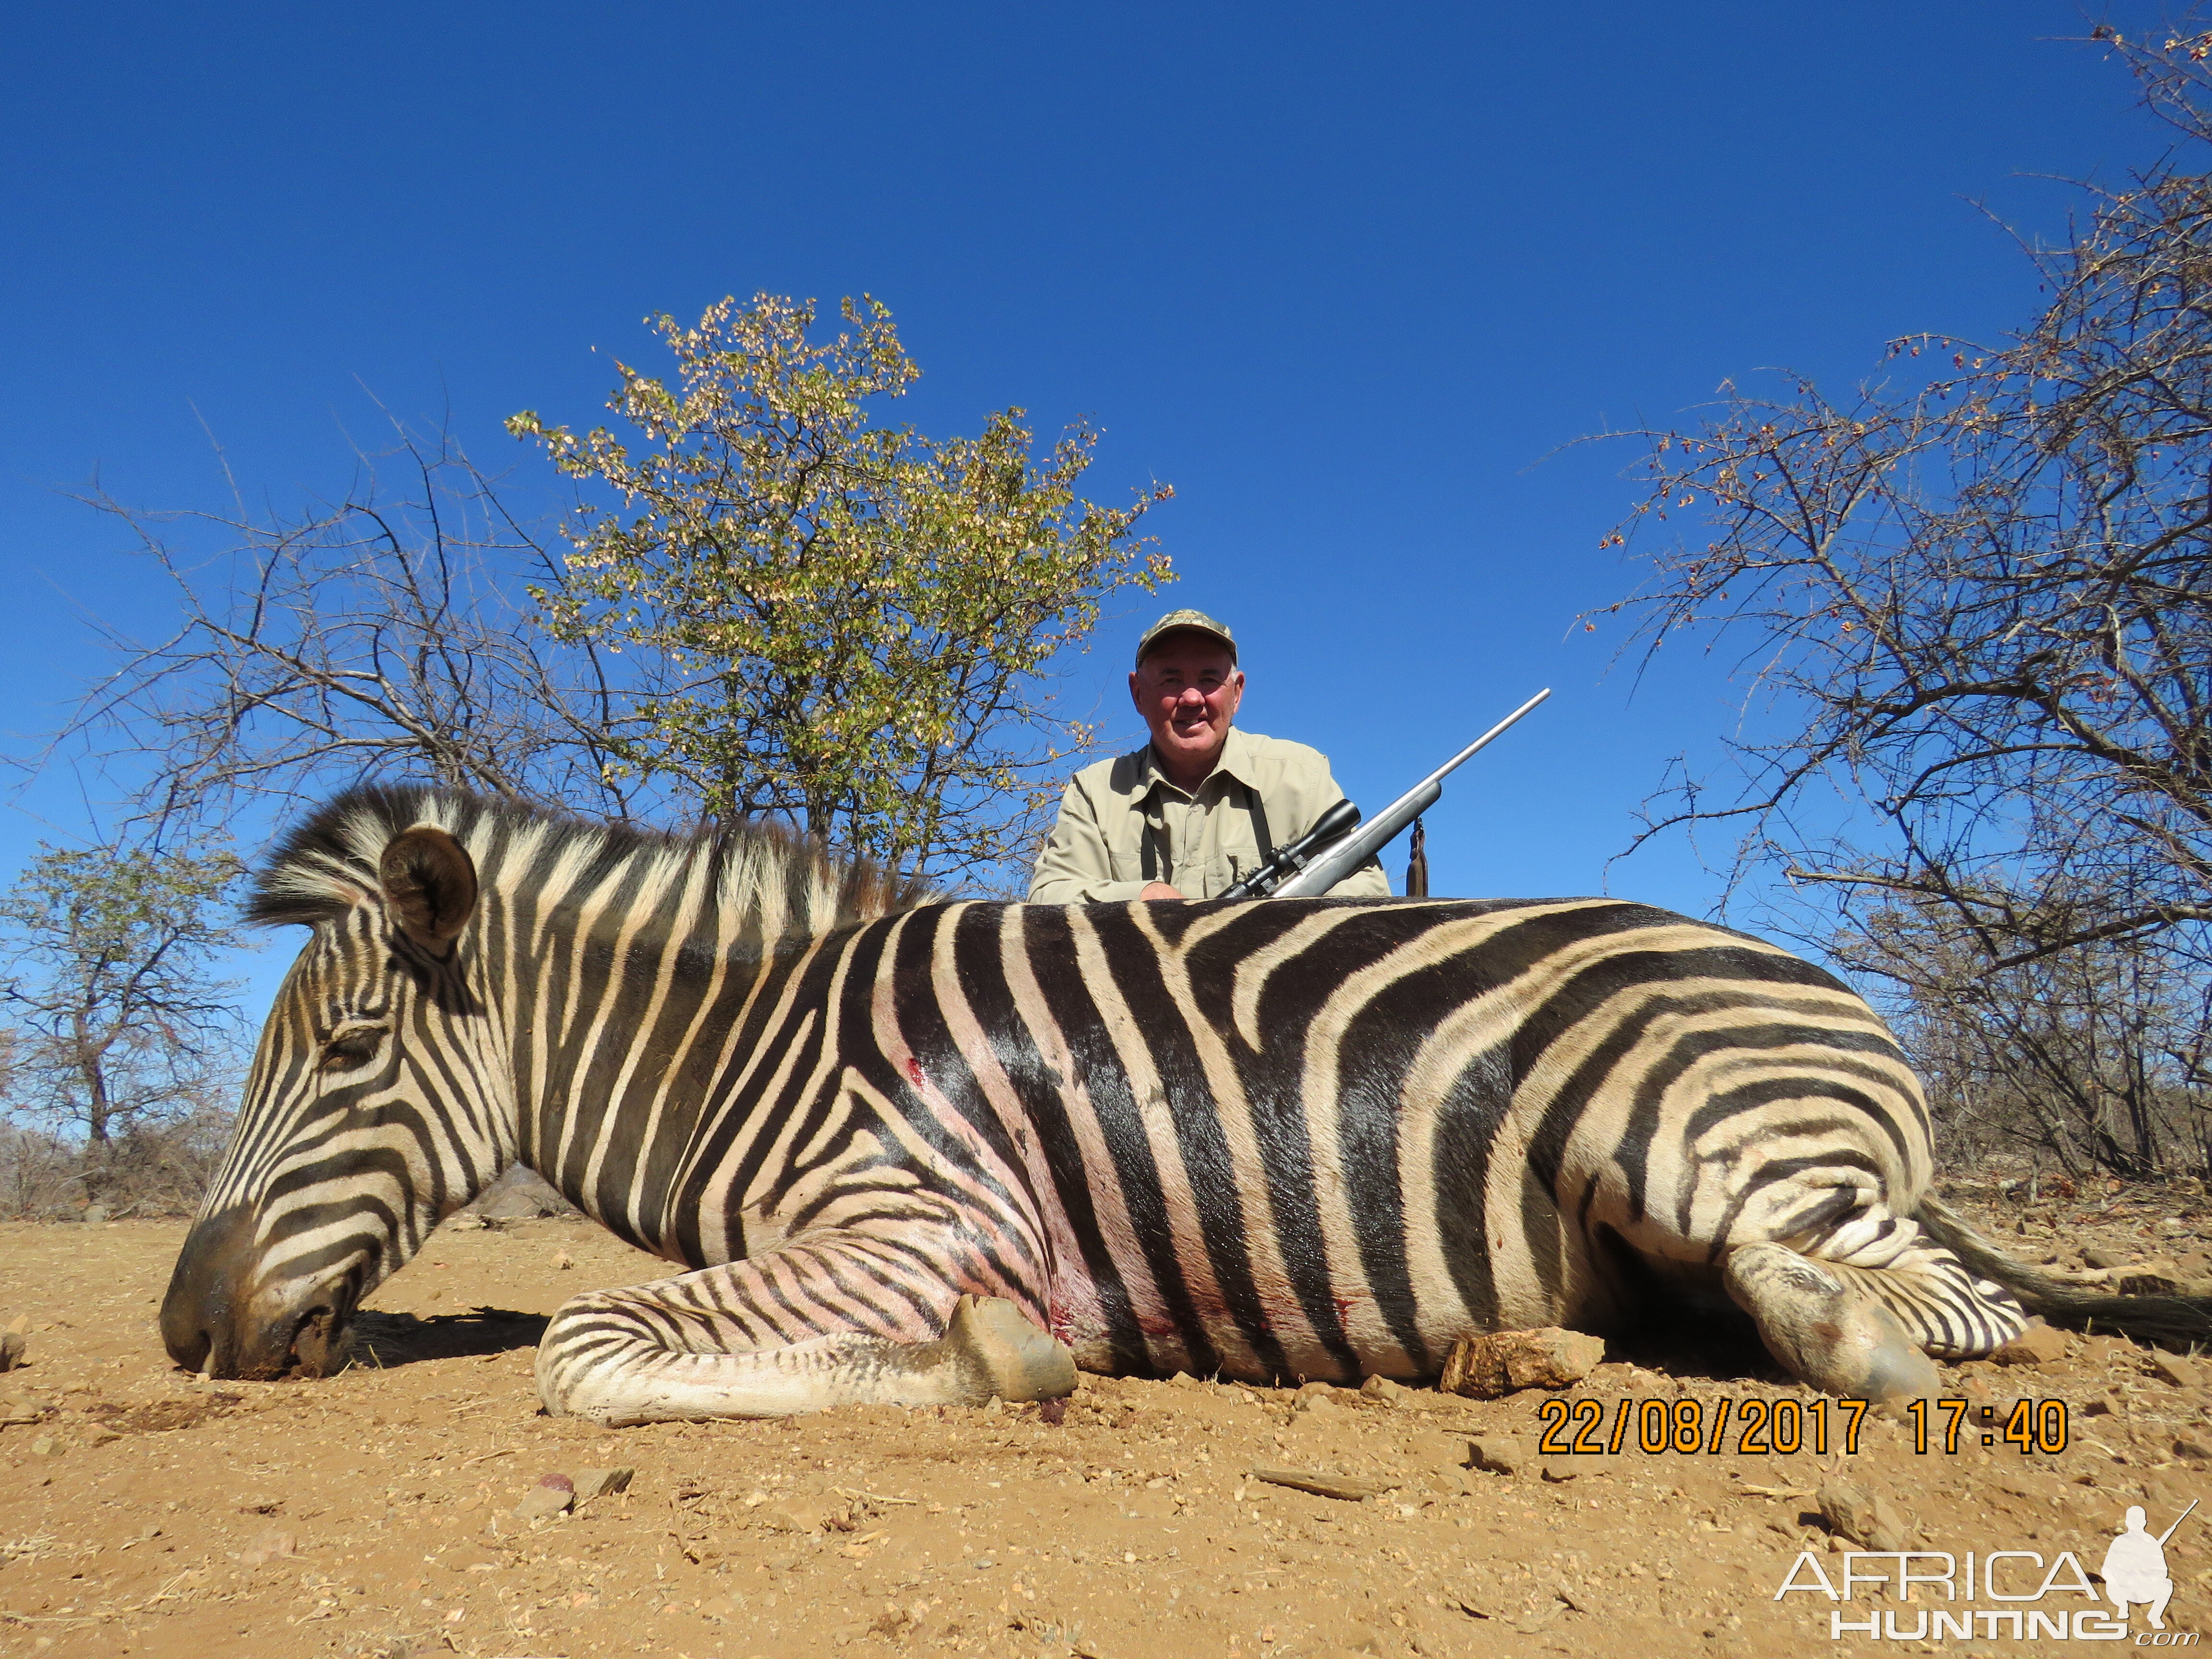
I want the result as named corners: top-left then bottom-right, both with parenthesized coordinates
top-left (165, 1323), bottom-right (213, 1373)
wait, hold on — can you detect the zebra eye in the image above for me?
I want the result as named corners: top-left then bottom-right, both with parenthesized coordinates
top-left (319, 1022), bottom-right (388, 1073)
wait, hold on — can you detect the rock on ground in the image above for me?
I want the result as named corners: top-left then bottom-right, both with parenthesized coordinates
top-left (1818, 1478), bottom-right (1912, 1551)
top-left (512, 1472), bottom-right (576, 1521)
top-left (0, 1313), bottom-right (27, 1372)
top-left (1993, 1323), bottom-right (2069, 1366)
top-left (1468, 1433), bottom-right (1531, 1476)
top-left (1439, 1327), bottom-right (1606, 1398)
top-left (465, 1164), bottom-right (578, 1220)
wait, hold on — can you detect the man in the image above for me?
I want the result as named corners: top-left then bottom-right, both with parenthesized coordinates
top-left (1027, 609), bottom-right (1390, 902)
top-left (2101, 1506), bottom-right (2176, 1630)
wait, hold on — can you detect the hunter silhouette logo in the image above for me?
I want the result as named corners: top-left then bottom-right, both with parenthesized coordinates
top-left (2103, 1501), bottom-right (2195, 1631)
top-left (1771, 1498), bottom-right (2204, 1641)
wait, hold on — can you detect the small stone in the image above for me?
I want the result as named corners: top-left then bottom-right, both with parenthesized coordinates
top-left (1294, 1388), bottom-right (1339, 1416)
top-left (476, 1170), bottom-right (566, 1220)
top-left (1818, 1479), bottom-right (1911, 1551)
top-left (1438, 1328), bottom-right (1605, 1398)
top-left (1469, 1434), bottom-right (1532, 1476)
top-left (0, 1314), bottom-right (29, 1373)
top-left (570, 1467), bottom-right (634, 1504)
top-left (869, 1607), bottom-right (916, 1638)
top-left (2174, 1433), bottom-right (2212, 1461)
top-left (1993, 1324), bottom-right (2069, 1366)
top-left (512, 1472), bottom-right (576, 1522)
top-left (1167, 1371), bottom-right (1202, 1391)
top-left (239, 1528), bottom-right (294, 1566)
top-left (29, 1437), bottom-right (58, 1457)
top-left (2083, 1245), bottom-right (2126, 1270)
top-left (553, 1250), bottom-right (574, 1271)
top-left (2150, 1350), bottom-right (2200, 1389)
top-left (1358, 1376), bottom-right (1411, 1408)
top-left (1248, 1467), bottom-right (1396, 1502)
top-left (755, 1499), bottom-right (828, 1534)
top-left (1539, 1459), bottom-right (1579, 1483)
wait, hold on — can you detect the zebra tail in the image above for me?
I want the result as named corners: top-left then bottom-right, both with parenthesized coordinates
top-left (1915, 1194), bottom-right (2212, 1355)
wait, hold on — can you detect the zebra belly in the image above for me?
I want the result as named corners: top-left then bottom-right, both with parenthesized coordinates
top-left (1030, 1139), bottom-right (1602, 1385)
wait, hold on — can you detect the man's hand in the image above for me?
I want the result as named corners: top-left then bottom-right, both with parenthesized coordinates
top-left (1139, 882), bottom-right (1185, 901)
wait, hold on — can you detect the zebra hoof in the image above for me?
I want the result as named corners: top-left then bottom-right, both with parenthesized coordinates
top-left (1723, 1242), bottom-right (1938, 1416)
top-left (943, 1295), bottom-right (1077, 1404)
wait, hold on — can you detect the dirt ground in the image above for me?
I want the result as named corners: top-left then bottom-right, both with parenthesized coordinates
top-left (4, 1183), bottom-right (2212, 1659)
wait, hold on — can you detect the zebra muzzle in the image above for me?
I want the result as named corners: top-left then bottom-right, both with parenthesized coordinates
top-left (160, 1205), bottom-right (362, 1381)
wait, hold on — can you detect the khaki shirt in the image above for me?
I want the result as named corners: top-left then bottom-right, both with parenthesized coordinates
top-left (1027, 727), bottom-right (1392, 902)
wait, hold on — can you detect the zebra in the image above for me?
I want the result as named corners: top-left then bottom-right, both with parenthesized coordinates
top-left (160, 786), bottom-right (2211, 1424)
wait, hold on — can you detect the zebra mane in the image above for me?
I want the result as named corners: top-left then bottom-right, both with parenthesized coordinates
top-left (247, 785), bottom-right (930, 940)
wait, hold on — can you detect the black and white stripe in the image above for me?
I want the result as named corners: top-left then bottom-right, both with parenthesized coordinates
top-left (163, 786), bottom-right (2039, 1418)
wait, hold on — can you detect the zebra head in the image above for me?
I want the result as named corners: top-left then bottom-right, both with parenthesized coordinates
top-left (161, 794), bottom-right (507, 1379)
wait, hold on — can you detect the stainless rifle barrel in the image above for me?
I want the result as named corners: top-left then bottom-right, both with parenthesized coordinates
top-left (1269, 687), bottom-right (1551, 899)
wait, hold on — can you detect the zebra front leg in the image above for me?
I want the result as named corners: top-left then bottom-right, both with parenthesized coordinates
top-left (534, 1241), bottom-right (1076, 1426)
top-left (1709, 1177), bottom-right (2029, 1414)
top-left (1723, 1242), bottom-right (1940, 1413)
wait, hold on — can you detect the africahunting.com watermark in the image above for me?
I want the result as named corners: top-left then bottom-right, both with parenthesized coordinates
top-left (1774, 1502), bottom-right (2201, 1643)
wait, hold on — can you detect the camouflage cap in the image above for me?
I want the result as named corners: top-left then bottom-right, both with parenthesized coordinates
top-left (1134, 608), bottom-right (1237, 668)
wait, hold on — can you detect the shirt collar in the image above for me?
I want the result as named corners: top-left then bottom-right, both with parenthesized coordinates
top-left (1139, 727), bottom-right (1255, 799)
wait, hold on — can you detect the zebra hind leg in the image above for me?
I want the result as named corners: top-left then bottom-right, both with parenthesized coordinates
top-left (536, 1243), bottom-right (1076, 1427)
top-left (1721, 1209), bottom-right (2028, 1414)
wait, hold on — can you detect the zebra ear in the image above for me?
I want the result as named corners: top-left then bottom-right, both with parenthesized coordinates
top-left (377, 826), bottom-right (478, 951)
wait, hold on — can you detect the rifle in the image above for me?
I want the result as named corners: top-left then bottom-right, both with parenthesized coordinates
top-left (1217, 797), bottom-right (1364, 900)
top-left (1220, 688), bottom-right (1551, 901)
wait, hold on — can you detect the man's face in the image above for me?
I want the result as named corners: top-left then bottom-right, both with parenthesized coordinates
top-left (1129, 633), bottom-right (1243, 776)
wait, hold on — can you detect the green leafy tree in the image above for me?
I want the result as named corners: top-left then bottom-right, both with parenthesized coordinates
top-left (0, 841), bottom-right (245, 1203)
top-left (508, 293), bottom-right (1174, 886)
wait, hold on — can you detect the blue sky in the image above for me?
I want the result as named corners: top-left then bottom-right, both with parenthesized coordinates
top-left (0, 3), bottom-right (2174, 1005)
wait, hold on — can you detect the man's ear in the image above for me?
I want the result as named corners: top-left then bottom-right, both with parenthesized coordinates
top-left (377, 826), bottom-right (478, 952)
top-left (1128, 669), bottom-right (1145, 709)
